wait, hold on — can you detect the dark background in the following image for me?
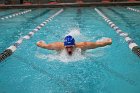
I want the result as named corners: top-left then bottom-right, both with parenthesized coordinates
top-left (0, 0), bottom-right (140, 4)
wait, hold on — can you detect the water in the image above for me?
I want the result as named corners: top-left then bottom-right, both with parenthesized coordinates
top-left (0, 7), bottom-right (140, 93)
top-left (100, 6), bottom-right (140, 45)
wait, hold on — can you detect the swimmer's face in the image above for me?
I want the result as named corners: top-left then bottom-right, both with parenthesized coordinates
top-left (65, 46), bottom-right (74, 56)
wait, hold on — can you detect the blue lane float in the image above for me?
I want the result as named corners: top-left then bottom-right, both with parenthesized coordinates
top-left (127, 7), bottom-right (140, 13)
top-left (95, 8), bottom-right (140, 58)
top-left (0, 9), bottom-right (64, 62)
top-left (0, 9), bottom-right (32, 20)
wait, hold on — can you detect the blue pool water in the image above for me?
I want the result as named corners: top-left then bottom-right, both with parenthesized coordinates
top-left (0, 6), bottom-right (140, 93)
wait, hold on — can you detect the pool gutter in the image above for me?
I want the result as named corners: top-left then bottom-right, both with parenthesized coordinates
top-left (0, 2), bottom-right (140, 9)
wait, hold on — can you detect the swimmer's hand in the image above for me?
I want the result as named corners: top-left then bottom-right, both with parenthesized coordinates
top-left (36, 40), bottom-right (46, 47)
top-left (104, 38), bottom-right (112, 45)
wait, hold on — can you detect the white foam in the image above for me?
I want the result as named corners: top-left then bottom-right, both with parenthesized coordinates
top-left (66, 28), bottom-right (81, 37)
top-left (86, 49), bottom-right (105, 58)
top-left (65, 28), bottom-right (88, 41)
top-left (35, 29), bottom-right (106, 63)
top-left (96, 37), bottom-right (110, 42)
top-left (36, 48), bottom-right (105, 63)
top-left (36, 48), bottom-right (86, 63)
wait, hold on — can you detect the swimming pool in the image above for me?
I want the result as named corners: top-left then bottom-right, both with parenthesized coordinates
top-left (0, 6), bottom-right (140, 93)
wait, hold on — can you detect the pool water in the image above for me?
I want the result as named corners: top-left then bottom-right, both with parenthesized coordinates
top-left (0, 6), bottom-right (140, 93)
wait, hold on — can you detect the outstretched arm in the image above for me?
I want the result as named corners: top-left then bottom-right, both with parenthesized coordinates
top-left (77, 38), bottom-right (112, 50)
top-left (36, 41), bottom-right (64, 50)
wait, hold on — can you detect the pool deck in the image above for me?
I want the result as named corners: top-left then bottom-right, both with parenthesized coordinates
top-left (0, 2), bottom-right (140, 9)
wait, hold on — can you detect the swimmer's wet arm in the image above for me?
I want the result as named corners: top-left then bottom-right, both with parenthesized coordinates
top-left (78, 38), bottom-right (112, 50)
top-left (36, 41), bottom-right (54, 50)
top-left (95, 40), bottom-right (112, 47)
top-left (36, 41), bottom-right (64, 50)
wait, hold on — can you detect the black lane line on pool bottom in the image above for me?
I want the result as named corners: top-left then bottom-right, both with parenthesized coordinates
top-left (0, 9), bottom-right (64, 62)
top-left (12, 54), bottom-right (76, 93)
top-left (21, 9), bottom-right (50, 21)
top-left (15, 9), bottom-right (51, 33)
top-left (88, 57), bottom-right (137, 86)
top-left (75, 8), bottom-right (82, 28)
top-left (107, 7), bottom-right (134, 29)
top-left (95, 8), bottom-right (140, 58)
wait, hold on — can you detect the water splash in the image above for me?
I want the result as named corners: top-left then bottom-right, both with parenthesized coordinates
top-left (66, 28), bottom-right (81, 37)
top-left (36, 48), bottom-right (86, 63)
top-left (96, 37), bottom-right (111, 42)
top-left (65, 28), bottom-right (88, 42)
top-left (36, 29), bottom-right (109, 63)
top-left (36, 48), bottom-right (105, 63)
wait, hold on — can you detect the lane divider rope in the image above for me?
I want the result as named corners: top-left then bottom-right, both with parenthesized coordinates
top-left (0, 9), bottom-right (64, 62)
top-left (127, 7), bottom-right (140, 13)
top-left (0, 9), bottom-right (32, 20)
top-left (95, 8), bottom-right (140, 58)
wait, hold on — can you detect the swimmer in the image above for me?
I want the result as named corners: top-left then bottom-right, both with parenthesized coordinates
top-left (36, 35), bottom-right (112, 56)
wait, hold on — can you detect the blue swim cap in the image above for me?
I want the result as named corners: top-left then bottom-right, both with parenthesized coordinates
top-left (64, 35), bottom-right (75, 46)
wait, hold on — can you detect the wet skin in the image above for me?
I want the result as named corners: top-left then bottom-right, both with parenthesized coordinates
top-left (65, 46), bottom-right (74, 56)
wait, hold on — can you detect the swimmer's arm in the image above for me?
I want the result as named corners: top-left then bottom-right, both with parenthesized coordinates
top-left (77, 38), bottom-right (112, 50)
top-left (36, 41), bottom-right (64, 50)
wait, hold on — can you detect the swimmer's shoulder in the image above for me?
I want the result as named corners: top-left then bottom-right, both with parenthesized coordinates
top-left (75, 42), bottom-right (86, 50)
